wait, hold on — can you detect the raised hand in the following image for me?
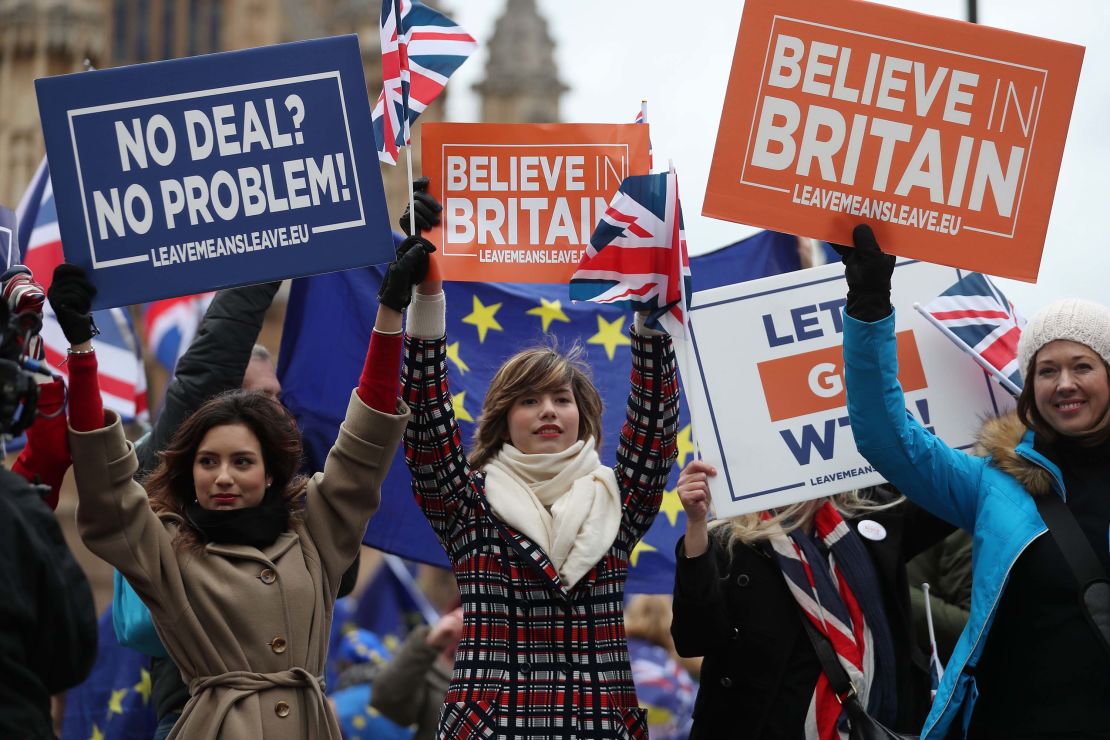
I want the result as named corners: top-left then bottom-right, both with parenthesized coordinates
top-left (399, 177), bottom-right (443, 236)
top-left (46, 264), bottom-right (99, 346)
top-left (377, 236), bottom-right (437, 313)
top-left (833, 224), bottom-right (895, 322)
top-left (678, 459), bottom-right (716, 524)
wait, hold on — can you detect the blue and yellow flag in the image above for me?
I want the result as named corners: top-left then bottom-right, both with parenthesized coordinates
top-left (278, 230), bottom-right (832, 593)
top-left (61, 607), bottom-right (156, 740)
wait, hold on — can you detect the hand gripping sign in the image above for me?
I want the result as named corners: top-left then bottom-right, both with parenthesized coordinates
top-left (36, 35), bottom-right (392, 309)
top-left (703, 0), bottom-right (1083, 282)
top-left (681, 258), bottom-right (1012, 519)
top-left (421, 123), bottom-right (651, 283)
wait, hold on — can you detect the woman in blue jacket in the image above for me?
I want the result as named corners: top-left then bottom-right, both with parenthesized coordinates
top-left (839, 225), bottom-right (1110, 739)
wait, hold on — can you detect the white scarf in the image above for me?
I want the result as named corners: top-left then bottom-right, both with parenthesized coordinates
top-left (483, 437), bottom-right (622, 589)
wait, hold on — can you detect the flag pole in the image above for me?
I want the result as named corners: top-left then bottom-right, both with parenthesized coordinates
top-left (406, 145), bottom-right (417, 236)
top-left (922, 582), bottom-right (946, 683)
top-left (398, 0), bottom-right (417, 237)
top-left (383, 553), bottom-right (441, 625)
top-left (913, 303), bottom-right (1022, 396)
top-left (668, 160), bottom-right (704, 474)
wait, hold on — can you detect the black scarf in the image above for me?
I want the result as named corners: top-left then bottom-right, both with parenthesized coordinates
top-left (185, 488), bottom-right (290, 549)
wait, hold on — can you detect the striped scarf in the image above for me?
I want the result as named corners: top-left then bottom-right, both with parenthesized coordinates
top-left (763, 502), bottom-right (897, 740)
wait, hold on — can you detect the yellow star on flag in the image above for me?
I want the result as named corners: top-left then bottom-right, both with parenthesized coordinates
top-left (587, 315), bottom-right (631, 361)
top-left (659, 487), bottom-right (684, 527)
top-left (526, 298), bottom-right (571, 333)
top-left (446, 341), bottom-right (470, 374)
top-left (352, 714), bottom-right (367, 729)
top-left (630, 539), bottom-right (657, 567)
top-left (452, 390), bottom-right (474, 423)
top-left (677, 424), bottom-right (695, 469)
top-left (462, 295), bottom-right (503, 343)
top-left (89, 726), bottom-right (104, 740)
top-left (133, 668), bottom-right (152, 704)
top-left (107, 687), bottom-right (128, 715)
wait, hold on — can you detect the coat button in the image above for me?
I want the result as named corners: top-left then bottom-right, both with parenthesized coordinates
top-left (275, 700), bottom-right (291, 717)
top-left (735, 573), bottom-right (751, 587)
top-left (259, 568), bottom-right (277, 584)
top-left (720, 677), bottom-right (733, 688)
top-left (270, 636), bottom-right (287, 654)
top-left (560, 661), bottom-right (574, 674)
top-left (518, 662), bottom-right (530, 674)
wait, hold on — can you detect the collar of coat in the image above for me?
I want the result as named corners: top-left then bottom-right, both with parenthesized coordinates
top-left (976, 411), bottom-right (1060, 498)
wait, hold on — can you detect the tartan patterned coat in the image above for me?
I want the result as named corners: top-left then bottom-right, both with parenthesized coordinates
top-left (401, 329), bottom-right (680, 740)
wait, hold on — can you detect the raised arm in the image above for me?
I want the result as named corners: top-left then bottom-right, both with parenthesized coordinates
top-left (135, 281), bottom-right (281, 476)
top-left (839, 226), bottom-right (985, 532)
top-left (615, 317), bottom-right (680, 549)
top-left (298, 235), bottom-right (424, 591)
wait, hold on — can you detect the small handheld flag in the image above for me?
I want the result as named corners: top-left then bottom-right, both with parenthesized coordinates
top-left (569, 171), bottom-right (691, 338)
top-left (915, 271), bottom-right (1026, 395)
top-left (373, 0), bottom-right (477, 166)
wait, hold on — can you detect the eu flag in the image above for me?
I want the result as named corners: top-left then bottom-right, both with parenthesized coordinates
top-left (61, 607), bottom-right (156, 740)
top-left (278, 230), bottom-right (832, 593)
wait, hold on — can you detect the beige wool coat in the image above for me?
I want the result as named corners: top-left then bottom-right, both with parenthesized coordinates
top-left (70, 391), bottom-right (409, 739)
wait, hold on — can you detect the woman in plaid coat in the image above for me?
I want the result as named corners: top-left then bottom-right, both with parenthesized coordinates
top-left (375, 192), bottom-right (680, 739)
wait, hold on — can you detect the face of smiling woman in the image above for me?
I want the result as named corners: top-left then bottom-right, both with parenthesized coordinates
top-left (1032, 340), bottom-right (1110, 437)
top-left (505, 386), bottom-right (581, 455)
top-left (192, 423), bottom-right (272, 510)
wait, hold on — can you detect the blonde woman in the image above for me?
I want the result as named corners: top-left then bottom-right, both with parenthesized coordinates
top-left (671, 460), bottom-right (952, 739)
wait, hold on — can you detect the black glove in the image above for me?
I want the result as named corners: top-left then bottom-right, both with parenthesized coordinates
top-left (398, 177), bottom-right (442, 236)
top-left (46, 263), bottom-right (99, 345)
top-left (833, 224), bottom-right (895, 322)
top-left (377, 236), bottom-right (436, 312)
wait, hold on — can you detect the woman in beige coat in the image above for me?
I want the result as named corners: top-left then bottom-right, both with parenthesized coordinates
top-left (49, 263), bottom-right (414, 738)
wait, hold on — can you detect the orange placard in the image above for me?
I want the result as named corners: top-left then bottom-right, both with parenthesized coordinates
top-left (704, 0), bottom-right (1083, 282)
top-left (422, 123), bottom-right (651, 283)
top-left (757, 330), bottom-right (926, 421)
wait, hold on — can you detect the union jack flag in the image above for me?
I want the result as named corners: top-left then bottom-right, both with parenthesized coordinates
top-left (373, 0), bottom-right (477, 165)
top-left (569, 172), bottom-right (691, 337)
top-left (916, 271), bottom-right (1026, 395)
top-left (17, 158), bottom-right (149, 422)
top-left (144, 292), bottom-right (214, 372)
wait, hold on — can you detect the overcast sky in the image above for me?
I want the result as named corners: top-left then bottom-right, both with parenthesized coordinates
top-left (443, 0), bottom-right (1109, 314)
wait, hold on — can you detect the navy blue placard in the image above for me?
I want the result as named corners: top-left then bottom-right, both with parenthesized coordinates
top-left (36, 35), bottom-right (392, 309)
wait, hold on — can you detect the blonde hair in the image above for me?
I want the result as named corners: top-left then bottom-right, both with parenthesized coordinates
top-left (469, 341), bottom-right (603, 469)
top-left (624, 594), bottom-right (675, 650)
top-left (710, 489), bottom-right (903, 548)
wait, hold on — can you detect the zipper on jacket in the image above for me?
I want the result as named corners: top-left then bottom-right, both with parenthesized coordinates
top-left (922, 529), bottom-right (1046, 739)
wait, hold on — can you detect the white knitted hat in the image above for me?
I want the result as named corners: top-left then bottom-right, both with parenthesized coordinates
top-left (1017, 298), bottom-right (1110, 380)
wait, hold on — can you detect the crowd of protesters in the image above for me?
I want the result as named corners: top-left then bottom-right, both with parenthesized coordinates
top-left (1, 181), bottom-right (1107, 740)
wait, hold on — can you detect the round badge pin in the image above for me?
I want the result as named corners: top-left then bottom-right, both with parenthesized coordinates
top-left (857, 519), bottom-right (887, 542)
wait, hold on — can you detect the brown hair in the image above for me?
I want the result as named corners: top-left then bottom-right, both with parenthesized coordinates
top-left (469, 341), bottom-right (603, 469)
top-left (145, 390), bottom-right (307, 551)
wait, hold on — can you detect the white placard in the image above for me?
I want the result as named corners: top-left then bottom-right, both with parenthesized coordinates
top-left (680, 258), bottom-right (1013, 519)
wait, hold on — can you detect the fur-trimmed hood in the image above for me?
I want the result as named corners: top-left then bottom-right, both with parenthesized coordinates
top-left (975, 411), bottom-right (1055, 498)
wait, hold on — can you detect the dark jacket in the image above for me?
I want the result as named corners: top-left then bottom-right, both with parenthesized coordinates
top-left (0, 468), bottom-right (97, 738)
top-left (133, 281), bottom-right (281, 475)
top-left (402, 330), bottom-right (680, 739)
top-left (671, 490), bottom-right (953, 739)
top-left (370, 624), bottom-right (452, 740)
